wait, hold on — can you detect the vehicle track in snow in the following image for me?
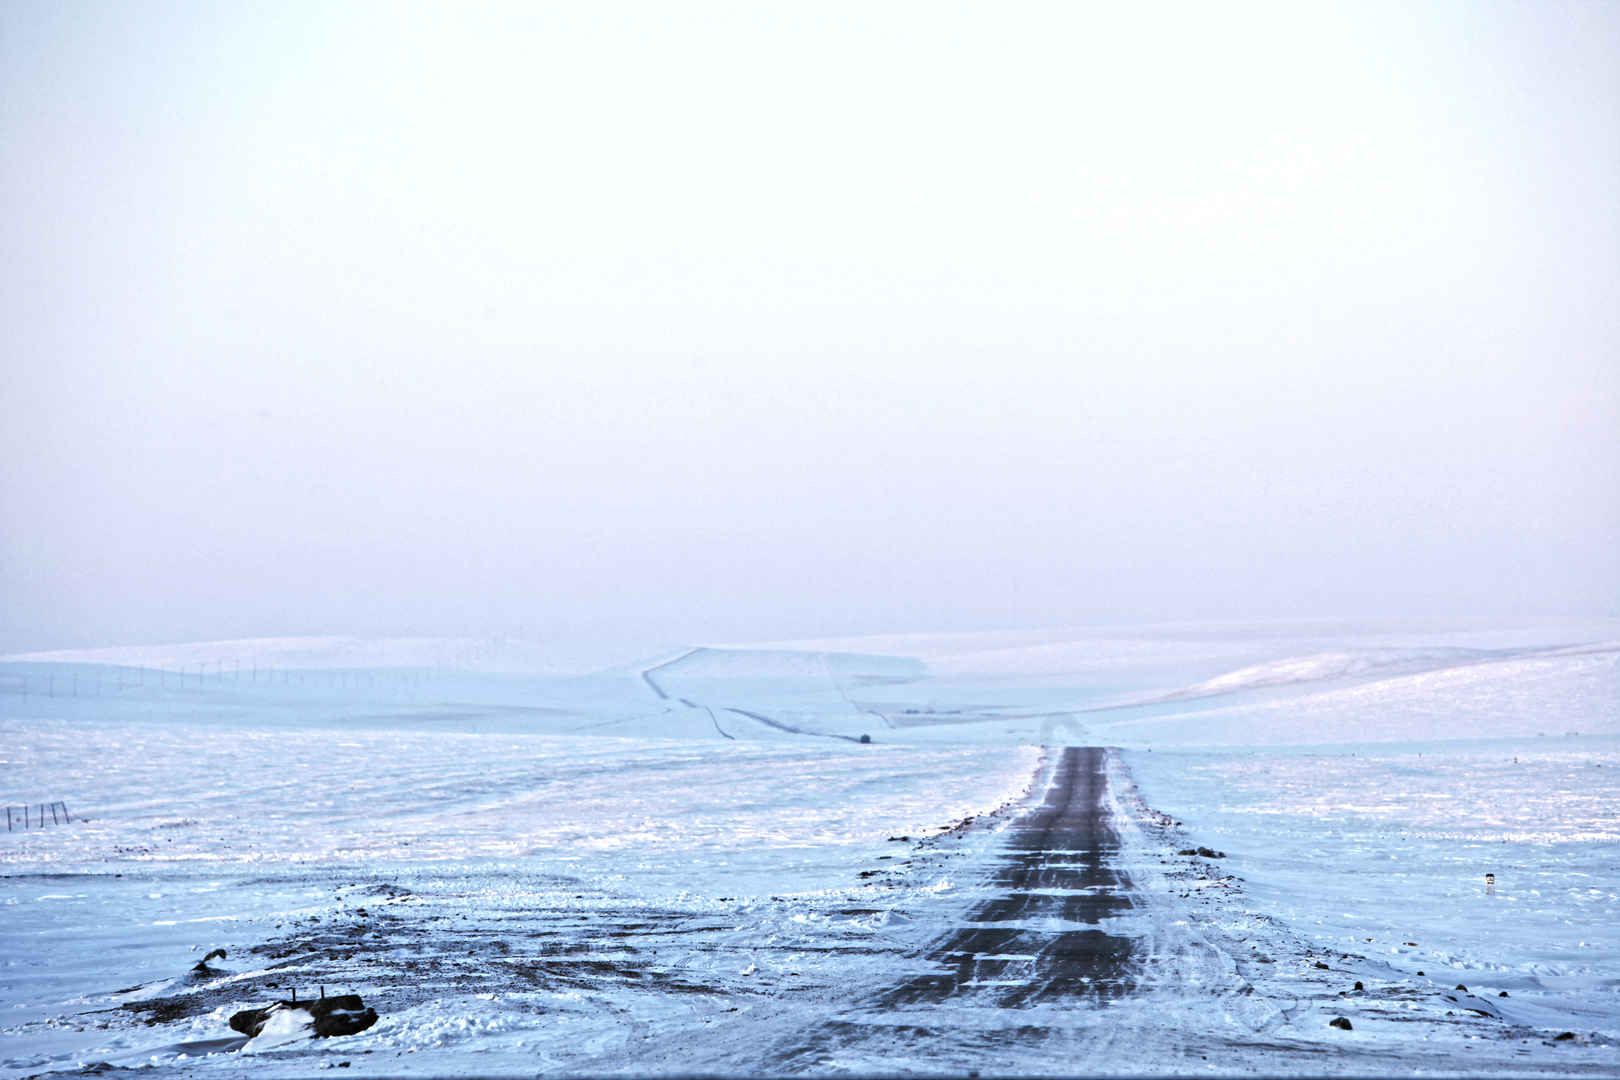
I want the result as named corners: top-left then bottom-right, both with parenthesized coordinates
top-left (642, 650), bottom-right (863, 743)
top-left (639, 650), bottom-right (738, 738)
top-left (726, 706), bottom-right (869, 744)
top-left (638, 649), bottom-right (697, 701)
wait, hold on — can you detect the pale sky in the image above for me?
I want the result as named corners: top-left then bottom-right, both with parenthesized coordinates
top-left (3, 0), bottom-right (1617, 653)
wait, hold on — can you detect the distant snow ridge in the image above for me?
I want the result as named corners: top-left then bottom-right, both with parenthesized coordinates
top-left (0, 635), bottom-right (644, 676)
top-left (1132, 642), bottom-right (1620, 710)
top-left (671, 646), bottom-right (923, 682)
top-left (752, 617), bottom-right (1620, 682)
top-left (1094, 644), bottom-right (1620, 746)
top-left (1177, 648), bottom-right (1498, 697)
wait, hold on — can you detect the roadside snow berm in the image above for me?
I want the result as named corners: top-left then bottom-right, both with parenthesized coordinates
top-left (230, 989), bottom-right (378, 1041)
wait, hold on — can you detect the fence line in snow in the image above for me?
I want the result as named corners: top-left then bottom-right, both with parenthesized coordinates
top-left (0, 641), bottom-right (507, 701)
top-left (6, 801), bottom-right (71, 832)
top-left (0, 663), bottom-right (452, 699)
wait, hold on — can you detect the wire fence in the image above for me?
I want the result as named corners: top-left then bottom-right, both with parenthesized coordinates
top-left (0, 640), bottom-right (507, 701)
top-left (7, 801), bottom-right (71, 831)
top-left (0, 666), bottom-right (442, 698)
top-left (1, 641), bottom-right (517, 838)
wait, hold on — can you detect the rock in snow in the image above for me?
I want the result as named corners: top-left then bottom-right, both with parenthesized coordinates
top-left (230, 994), bottom-right (379, 1041)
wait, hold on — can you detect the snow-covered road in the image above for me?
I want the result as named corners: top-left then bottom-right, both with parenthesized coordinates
top-left (769, 746), bottom-right (1134, 1071)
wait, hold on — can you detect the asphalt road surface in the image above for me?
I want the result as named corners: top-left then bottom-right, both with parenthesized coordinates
top-left (774, 746), bottom-right (1133, 1069)
top-left (879, 745), bottom-right (1133, 1008)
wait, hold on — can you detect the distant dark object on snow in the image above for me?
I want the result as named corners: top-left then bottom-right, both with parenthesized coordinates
top-left (230, 990), bottom-right (378, 1039)
top-left (1554, 1031), bottom-right (1577, 1041)
top-left (859, 734), bottom-right (872, 744)
top-left (191, 949), bottom-right (227, 975)
top-left (1177, 847), bottom-right (1225, 858)
top-left (1329, 1017), bottom-right (1353, 1031)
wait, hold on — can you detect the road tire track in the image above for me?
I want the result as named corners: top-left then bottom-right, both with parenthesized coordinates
top-left (726, 707), bottom-right (868, 744)
top-left (638, 649), bottom-right (699, 701)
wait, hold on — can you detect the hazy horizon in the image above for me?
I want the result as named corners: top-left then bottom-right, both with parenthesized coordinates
top-left (5, 1), bottom-right (1617, 655)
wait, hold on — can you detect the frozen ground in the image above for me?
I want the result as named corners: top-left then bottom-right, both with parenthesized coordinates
top-left (2, 617), bottom-right (1616, 1076)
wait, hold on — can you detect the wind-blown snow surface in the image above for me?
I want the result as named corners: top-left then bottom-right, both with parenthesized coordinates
top-left (2, 618), bottom-right (1617, 1076)
top-left (2, 714), bottom-right (1038, 1076)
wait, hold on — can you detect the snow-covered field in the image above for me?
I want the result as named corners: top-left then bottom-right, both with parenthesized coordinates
top-left (2, 618), bottom-right (1616, 1075)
